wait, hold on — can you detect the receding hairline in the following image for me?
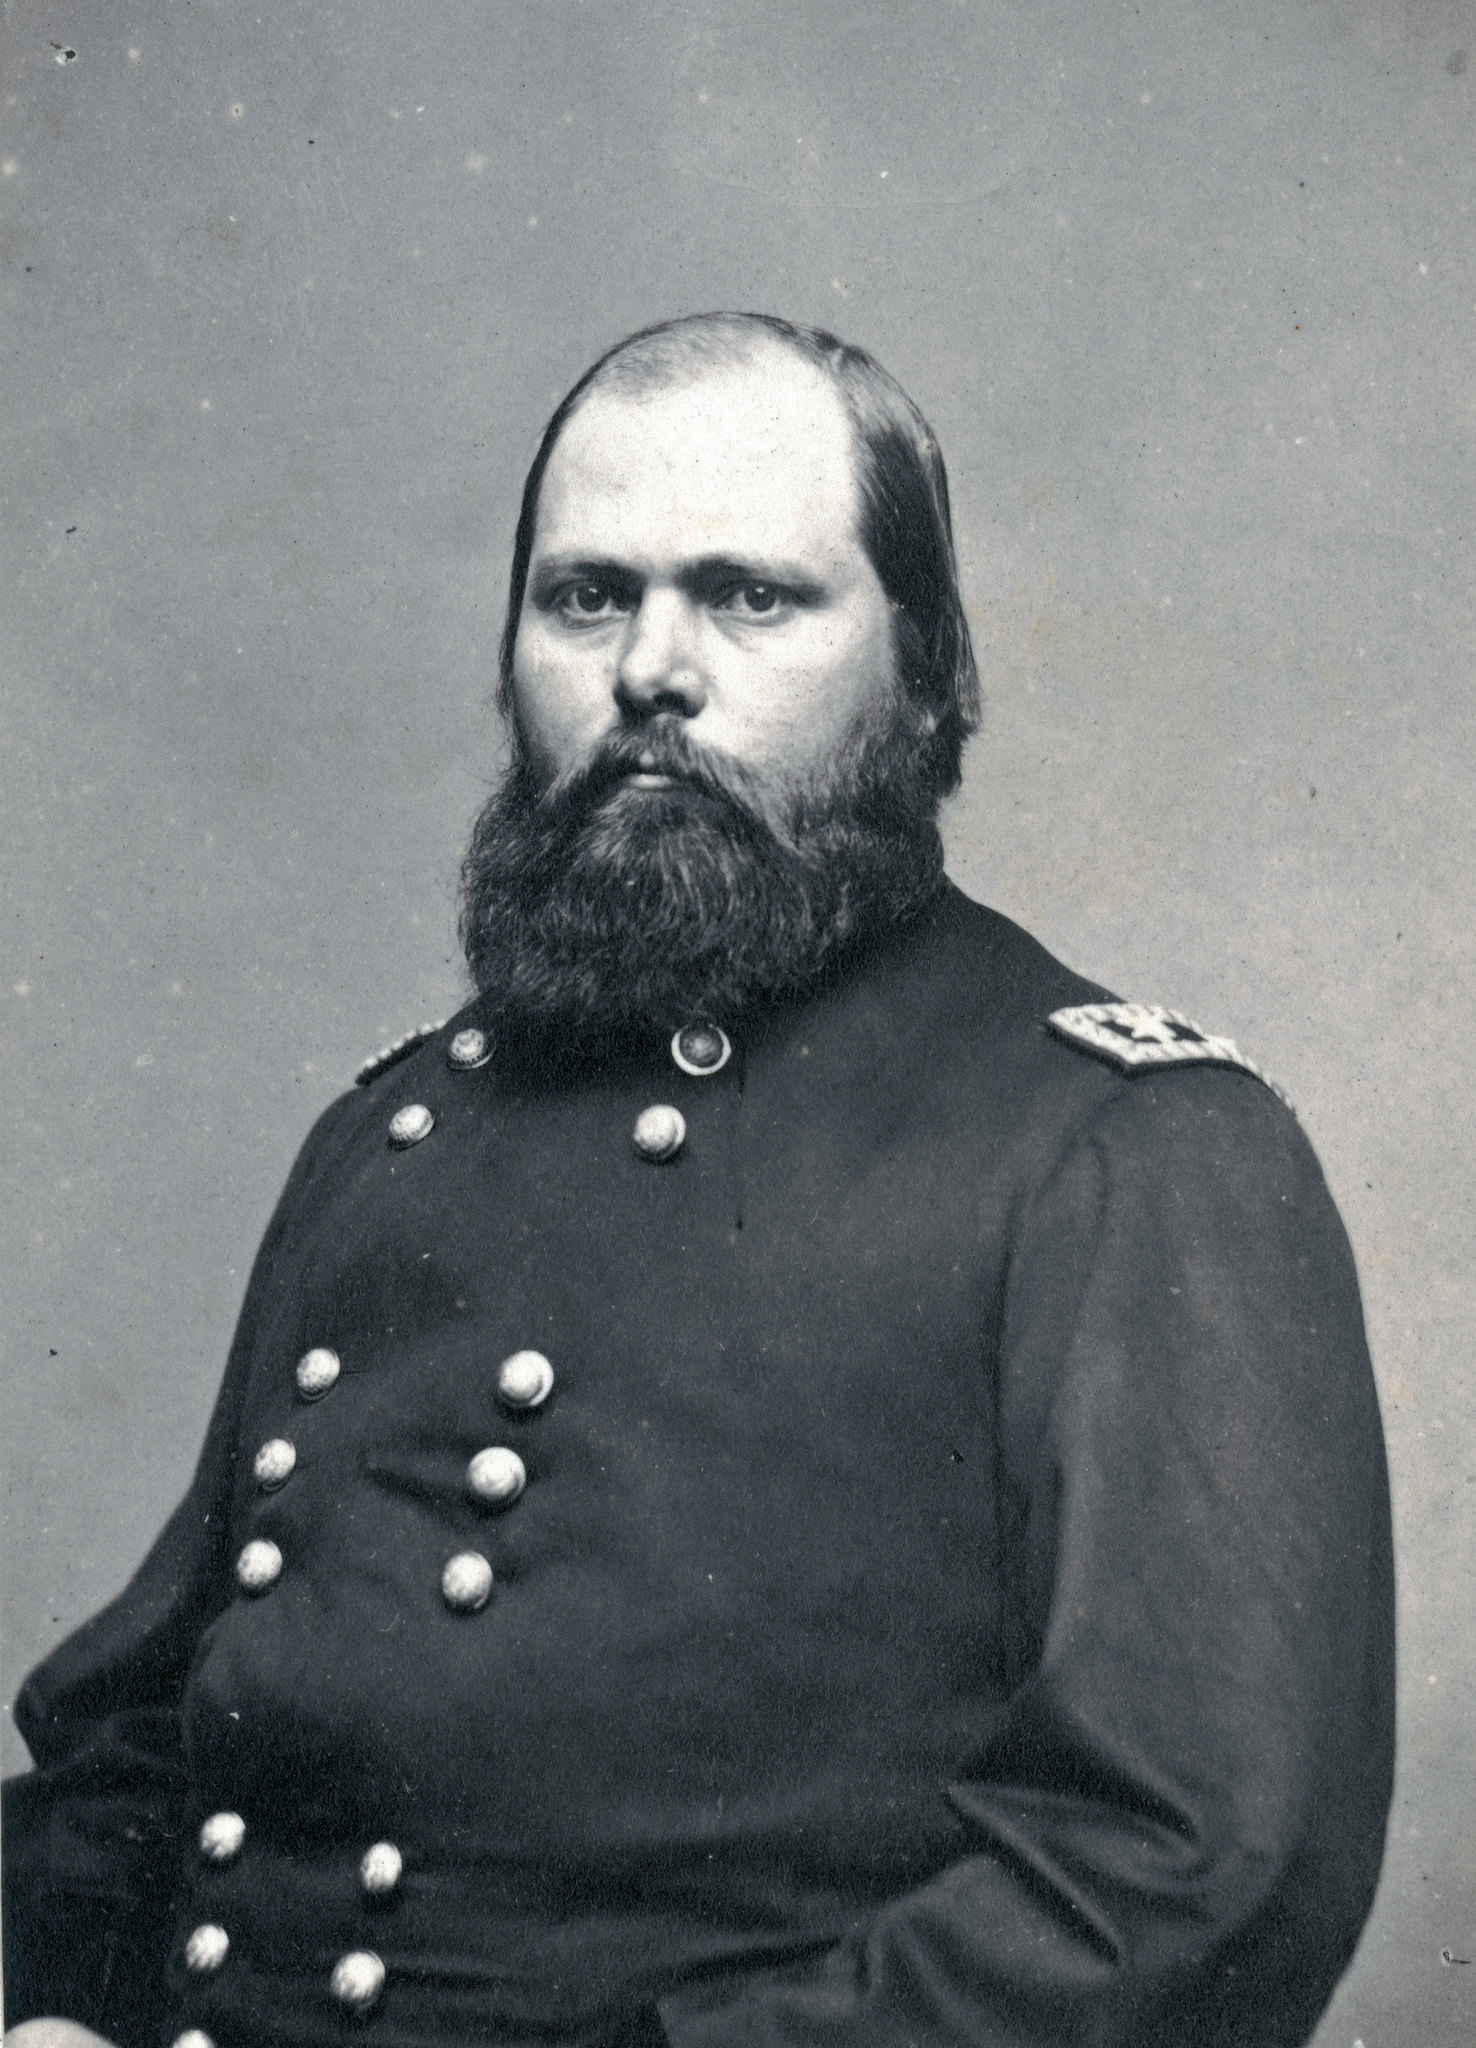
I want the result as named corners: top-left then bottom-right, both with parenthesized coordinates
top-left (551, 325), bottom-right (863, 473)
top-left (570, 313), bottom-right (843, 405)
top-left (534, 324), bottom-right (873, 547)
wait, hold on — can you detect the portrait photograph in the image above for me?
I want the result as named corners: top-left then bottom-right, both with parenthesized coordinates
top-left (2, 5), bottom-right (1471, 2048)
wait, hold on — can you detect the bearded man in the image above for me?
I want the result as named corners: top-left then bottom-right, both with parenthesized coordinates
top-left (3, 315), bottom-right (1393, 2048)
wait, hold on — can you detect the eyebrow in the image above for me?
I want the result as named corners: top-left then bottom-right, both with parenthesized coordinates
top-left (527, 554), bottom-right (826, 605)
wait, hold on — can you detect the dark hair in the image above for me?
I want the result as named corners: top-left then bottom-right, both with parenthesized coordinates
top-left (498, 312), bottom-right (980, 799)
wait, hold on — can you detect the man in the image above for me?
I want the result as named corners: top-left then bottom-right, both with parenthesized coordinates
top-left (4, 314), bottom-right (1394, 2048)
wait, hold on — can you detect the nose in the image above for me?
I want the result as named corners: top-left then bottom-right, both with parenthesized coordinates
top-left (614, 588), bottom-right (708, 720)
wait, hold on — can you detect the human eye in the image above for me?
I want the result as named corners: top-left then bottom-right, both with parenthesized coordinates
top-left (713, 579), bottom-right (791, 619)
top-left (550, 577), bottom-right (634, 624)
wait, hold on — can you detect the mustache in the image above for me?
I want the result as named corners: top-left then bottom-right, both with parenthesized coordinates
top-left (538, 722), bottom-right (765, 821)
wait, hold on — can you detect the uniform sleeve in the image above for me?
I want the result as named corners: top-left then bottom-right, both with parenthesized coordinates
top-left (1, 1090), bottom-right (361, 2047)
top-left (658, 1071), bottom-right (1395, 2048)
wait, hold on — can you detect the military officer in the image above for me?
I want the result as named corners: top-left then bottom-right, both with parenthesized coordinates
top-left (4, 315), bottom-right (1393, 2048)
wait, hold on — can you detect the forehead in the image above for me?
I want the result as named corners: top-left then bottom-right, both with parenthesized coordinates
top-left (532, 352), bottom-right (865, 567)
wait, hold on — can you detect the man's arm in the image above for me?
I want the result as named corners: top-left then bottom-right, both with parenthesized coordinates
top-left (2, 1089), bottom-right (361, 2046)
top-left (658, 1072), bottom-right (1394, 2048)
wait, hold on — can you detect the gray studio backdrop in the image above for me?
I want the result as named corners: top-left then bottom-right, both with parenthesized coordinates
top-left (3, 3), bottom-right (1472, 2043)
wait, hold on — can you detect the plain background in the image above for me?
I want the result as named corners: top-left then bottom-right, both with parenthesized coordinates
top-left (2, 3), bottom-right (1472, 2043)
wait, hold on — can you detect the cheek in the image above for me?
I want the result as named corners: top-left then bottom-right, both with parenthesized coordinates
top-left (510, 627), bottom-right (604, 763)
top-left (783, 611), bottom-right (896, 733)
top-left (723, 637), bottom-right (890, 781)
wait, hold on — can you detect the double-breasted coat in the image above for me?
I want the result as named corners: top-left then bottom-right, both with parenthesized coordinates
top-left (3, 886), bottom-right (1394, 2048)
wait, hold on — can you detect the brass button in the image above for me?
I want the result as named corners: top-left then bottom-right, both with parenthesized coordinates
top-left (172, 2032), bottom-right (216, 2048)
top-left (388, 1103), bottom-right (435, 1148)
top-left (447, 1027), bottom-right (492, 1070)
top-left (331, 1950), bottom-right (386, 2013)
top-left (295, 1346), bottom-right (340, 1400)
top-left (253, 1438), bottom-right (296, 1490)
top-left (671, 1023), bottom-right (731, 1076)
top-left (360, 1840), bottom-right (403, 1894)
top-left (441, 1551), bottom-right (493, 1611)
top-left (633, 1103), bottom-right (686, 1161)
top-left (235, 1539), bottom-right (283, 1593)
top-left (184, 1924), bottom-right (230, 1974)
top-left (496, 1349), bottom-right (554, 1410)
top-left (467, 1446), bottom-right (527, 1507)
top-left (199, 1811), bottom-right (246, 1864)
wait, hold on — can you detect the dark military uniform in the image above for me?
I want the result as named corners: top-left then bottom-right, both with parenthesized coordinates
top-left (3, 885), bottom-right (1394, 2048)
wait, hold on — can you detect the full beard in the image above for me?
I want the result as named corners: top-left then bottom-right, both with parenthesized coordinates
top-left (458, 699), bottom-right (945, 1065)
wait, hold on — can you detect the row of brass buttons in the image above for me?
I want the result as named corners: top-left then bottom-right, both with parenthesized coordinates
top-left (368, 1020), bottom-right (728, 1091)
top-left (180, 1024), bottom-right (732, 2040)
top-left (392, 1096), bottom-right (695, 1160)
top-left (197, 1811), bottom-right (402, 1892)
top-left (234, 1349), bottom-right (554, 1604)
top-left (445, 1023), bottom-right (729, 1079)
top-left (439, 1349), bottom-right (553, 1610)
top-left (194, 1341), bottom-right (559, 2033)
top-left (386, 1025), bottom-right (731, 1159)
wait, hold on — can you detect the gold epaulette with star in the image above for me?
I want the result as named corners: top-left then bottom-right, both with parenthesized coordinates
top-left (1046, 1003), bottom-right (1291, 1106)
top-left (355, 1020), bottom-right (446, 1087)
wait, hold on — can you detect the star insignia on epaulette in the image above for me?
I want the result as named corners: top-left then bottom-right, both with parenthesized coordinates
top-left (1046, 1002), bottom-right (1291, 1106)
top-left (355, 1020), bottom-right (446, 1086)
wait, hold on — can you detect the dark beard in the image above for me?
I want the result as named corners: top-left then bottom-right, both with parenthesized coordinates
top-left (457, 702), bottom-right (944, 1064)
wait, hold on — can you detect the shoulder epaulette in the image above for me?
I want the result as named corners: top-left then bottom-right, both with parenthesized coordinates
top-left (355, 1020), bottom-right (445, 1087)
top-left (1046, 1002), bottom-right (1291, 1107)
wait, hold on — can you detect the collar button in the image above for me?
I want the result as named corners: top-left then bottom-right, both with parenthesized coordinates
top-left (672, 1024), bottom-right (731, 1076)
